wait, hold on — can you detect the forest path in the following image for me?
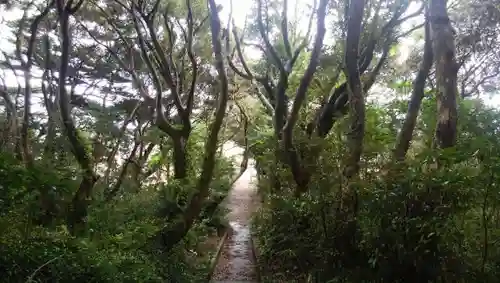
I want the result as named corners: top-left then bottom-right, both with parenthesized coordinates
top-left (210, 150), bottom-right (259, 282)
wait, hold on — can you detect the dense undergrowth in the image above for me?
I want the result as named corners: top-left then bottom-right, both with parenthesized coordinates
top-left (0, 151), bottom-right (233, 282)
top-left (252, 100), bottom-right (500, 283)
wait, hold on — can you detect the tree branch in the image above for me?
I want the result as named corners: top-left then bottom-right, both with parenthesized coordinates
top-left (393, 13), bottom-right (433, 161)
top-left (256, 0), bottom-right (285, 73)
top-left (311, 0), bottom-right (423, 138)
top-left (282, 0), bottom-right (329, 191)
top-left (281, 0), bottom-right (292, 59)
top-left (158, 0), bottom-right (231, 252)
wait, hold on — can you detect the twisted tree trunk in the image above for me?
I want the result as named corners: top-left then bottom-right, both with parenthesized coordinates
top-left (56, 0), bottom-right (98, 234)
top-left (157, 0), bottom-right (231, 252)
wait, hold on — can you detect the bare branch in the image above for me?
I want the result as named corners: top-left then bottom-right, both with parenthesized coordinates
top-left (253, 84), bottom-right (274, 115)
top-left (133, 6), bottom-right (186, 119)
top-left (130, 11), bottom-right (177, 136)
top-left (67, 0), bottom-right (85, 14)
top-left (281, 0), bottom-right (292, 58)
top-left (311, 0), bottom-right (421, 138)
top-left (284, 0), bottom-right (328, 133)
top-left (184, 0), bottom-right (197, 115)
top-left (256, 0), bottom-right (286, 73)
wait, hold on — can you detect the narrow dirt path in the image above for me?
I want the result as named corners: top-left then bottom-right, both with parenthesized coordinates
top-left (211, 161), bottom-right (259, 282)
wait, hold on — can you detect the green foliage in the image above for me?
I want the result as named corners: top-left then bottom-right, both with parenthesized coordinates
top-left (0, 149), bottom-right (233, 282)
top-left (253, 100), bottom-right (500, 282)
top-left (2, 0), bottom-right (500, 281)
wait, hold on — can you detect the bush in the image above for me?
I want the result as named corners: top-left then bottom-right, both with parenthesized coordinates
top-left (253, 154), bottom-right (500, 283)
top-left (0, 151), bottom-right (230, 283)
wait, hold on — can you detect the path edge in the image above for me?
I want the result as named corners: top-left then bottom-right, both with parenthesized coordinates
top-left (250, 224), bottom-right (262, 283)
top-left (206, 227), bottom-right (230, 282)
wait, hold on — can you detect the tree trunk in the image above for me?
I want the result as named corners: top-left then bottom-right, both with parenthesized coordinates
top-left (21, 68), bottom-right (33, 164)
top-left (393, 15), bottom-right (433, 161)
top-left (343, 0), bottom-right (366, 179)
top-left (282, 0), bottom-right (328, 194)
top-left (172, 135), bottom-right (188, 179)
top-left (429, 0), bottom-right (459, 149)
top-left (57, 0), bottom-right (97, 234)
top-left (0, 89), bottom-right (17, 149)
top-left (18, 0), bottom-right (53, 164)
top-left (67, 173), bottom-right (99, 233)
top-left (105, 141), bottom-right (140, 201)
top-left (157, 0), bottom-right (230, 251)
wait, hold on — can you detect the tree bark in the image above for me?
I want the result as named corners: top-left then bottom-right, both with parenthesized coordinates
top-left (343, 0), bottom-right (366, 179)
top-left (429, 0), bottom-right (459, 149)
top-left (172, 135), bottom-right (189, 179)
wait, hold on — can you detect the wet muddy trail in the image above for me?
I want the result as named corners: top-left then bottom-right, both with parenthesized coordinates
top-left (211, 165), bottom-right (259, 282)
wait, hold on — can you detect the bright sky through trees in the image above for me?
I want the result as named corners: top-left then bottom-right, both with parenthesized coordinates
top-left (1, 1), bottom-right (498, 105)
